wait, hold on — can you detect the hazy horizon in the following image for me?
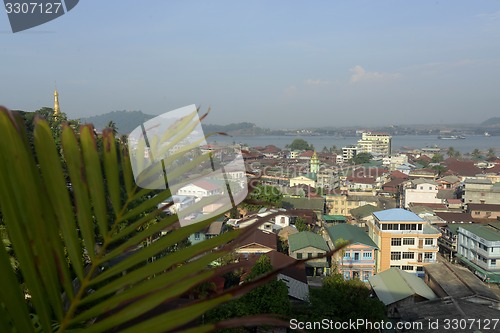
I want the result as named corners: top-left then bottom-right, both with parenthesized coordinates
top-left (2, 1), bottom-right (500, 128)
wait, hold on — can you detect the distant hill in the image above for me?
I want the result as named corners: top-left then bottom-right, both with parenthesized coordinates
top-left (81, 111), bottom-right (280, 136)
top-left (80, 110), bottom-right (154, 134)
top-left (480, 117), bottom-right (500, 128)
top-left (202, 122), bottom-right (280, 136)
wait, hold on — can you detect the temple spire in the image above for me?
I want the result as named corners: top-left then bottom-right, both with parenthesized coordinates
top-left (53, 86), bottom-right (60, 118)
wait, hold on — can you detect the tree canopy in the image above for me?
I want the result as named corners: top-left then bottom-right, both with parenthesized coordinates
top-left (296, 274), bottom-right (386, 332)
top-left (287, 138), bottom-right (313, 151)
top-left (351, 152), bottom-right (373, 165)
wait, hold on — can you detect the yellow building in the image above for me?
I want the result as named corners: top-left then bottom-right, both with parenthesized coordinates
top-left (367, 208), bottom-right (440, 277)
top-left (326, 193), bottom-right (378, 217)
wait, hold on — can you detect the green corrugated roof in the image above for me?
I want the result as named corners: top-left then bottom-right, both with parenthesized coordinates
top-left (350, 204), bottom-right (378, 219)
top-left (288, 231), bottom-right (329, 252)
top-left (456, 254), bottom-right (500, 283)
top-left (323, 214), bottom-right (347, 221)
top-left (326, 224), bottom-right (378, 249)
top-left (458, 224), bottom-right (500, 242)
top-left (368, 268), bottom-right (437, 305)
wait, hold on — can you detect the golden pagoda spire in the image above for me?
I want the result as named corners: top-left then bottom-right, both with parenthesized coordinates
top-left (53, 86), bottom-right (60, 117)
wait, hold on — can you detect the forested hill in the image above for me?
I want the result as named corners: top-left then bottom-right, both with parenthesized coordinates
top-left (81, 111), bottom-right (277, 136)
top-left (80, 110), bottom-right (154, 134)
top-left (481, 117), bottom-right (500, 128)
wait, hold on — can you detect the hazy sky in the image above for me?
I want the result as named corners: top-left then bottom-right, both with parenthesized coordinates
top-left (1, 1), bottom-right (500, 128)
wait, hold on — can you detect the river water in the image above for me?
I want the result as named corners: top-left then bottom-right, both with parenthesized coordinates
top-left (207, 135), bottom-right (499, 154)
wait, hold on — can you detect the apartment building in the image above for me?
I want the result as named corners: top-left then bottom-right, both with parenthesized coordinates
top-left (456, 222), bottom-right (500, 283)
top-left (326, 224), bottom-right (378, 282)
top-left (367, 208), bottom-right (440, 277)
top-left (357, 132), bottom-right (392, 157)
top-left (463, 178), bottom-right (500, 205)
top-left (403, 179), bottom-right (443, 208)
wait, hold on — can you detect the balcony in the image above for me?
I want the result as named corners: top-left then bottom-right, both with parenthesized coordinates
top-left (339, 259), bottom-right (375, 267)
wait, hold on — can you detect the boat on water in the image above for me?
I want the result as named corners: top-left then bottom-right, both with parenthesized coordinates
top-left (437, 135), bottom-right (466, 140)
top-left (485, 132), bottom-right (491, 137)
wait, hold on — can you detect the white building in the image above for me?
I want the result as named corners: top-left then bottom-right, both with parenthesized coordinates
top-left (357, 132), bottom-right (392, 157)
top-left (456, 222), bottom-right (500, 283)
top-left (342, 145), bottom-right (358, 161)
top-left (176, 179), bottom-right (224, 198)
top-left (403, 179), bottom-right (442, 208)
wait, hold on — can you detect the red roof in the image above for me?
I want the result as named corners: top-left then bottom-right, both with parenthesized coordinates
top-left (192, 180), bottom-right (222, 191)
top-left (391, 170), bottom-right (409, 179)
top-left (444, 158), bottom-right (483, 177)
top-left (467, 203), bottom-right (500, 212)
top-left (236, 229), bottom-right (277, 250)
top-left (299, 150), bottom-right (315, 158)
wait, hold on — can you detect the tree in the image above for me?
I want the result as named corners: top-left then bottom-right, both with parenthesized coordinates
top-left (299, 274), bottom-right (386, 332)
top-left (486, 147), bottom-right (497, 161)
top-left (471, 148), bottom-right (482, 159)
top-left (106, 120), bottom-right (118, 136)
top-left (295, 216), bottom-right (310, 232)
top-left (206, 256), bottom-right (291, 327)
top-left (246, 184), bottom-right (283, 208)
top-left (446, 146), bottom-right (460, 158)
top-left (351, 152), bottom-right (373, 165)
top-left (0, 107), bottom-right (286, 332)
top-left (431, 153), bottom-right (444, 163)
top-left (431, 164), bottom-right (447, 177)
top-left (287, 138), bottom-right (312, 151)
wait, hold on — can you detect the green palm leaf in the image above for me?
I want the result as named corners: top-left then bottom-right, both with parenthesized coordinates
top-left (0, 106), bottom-right (291, 333)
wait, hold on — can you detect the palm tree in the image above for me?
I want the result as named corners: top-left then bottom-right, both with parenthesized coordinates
top-left (106, 120), bottom-right (118, 136)
top-left (471, 148), bottom-right (482, 159)
top-left (446, 146), bottom-right (462, 158)
top-left (0, 107), bottom-right (297, 333)
top-left (486, 147), bottom-right (497, 161)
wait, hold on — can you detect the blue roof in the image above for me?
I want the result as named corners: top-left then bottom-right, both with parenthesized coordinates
top-left (373, 208), bottom-right (423, 222)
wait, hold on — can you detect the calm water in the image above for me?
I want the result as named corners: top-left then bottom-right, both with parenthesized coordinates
top-left (207, 135), bottom-right (499, 154)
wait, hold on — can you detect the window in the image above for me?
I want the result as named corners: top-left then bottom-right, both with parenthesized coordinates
top-left (390, 265), bottom-right (401, 269)
top-left (416, 267), bottom-right (424, 271)
top-left (297, 253), bottom-right (303, 259)
top-left (343, 252), bottom-right (351, 259)
top-left (363, 272), bottom-right (371, 281)
top-left (424, 253), bottom-right (434, 259)
top-left (391, 238), bottom-right (402, 246)
top-left (475, 211), bottom-right (480, 215)
top-left (194, 232), bottom-right (200, 240)
top-left (402, 252), bottom-right (414, 259)
top-left (308, 253), bottom-right (313, 259)
top-left (425, 238), bottom-right (434, 245)
top-left (420, 186), bottom-right (424, 190)
top-left (363, 252), bottom-right (372, 259)
top-left (402, 265), bottom-right (414, 271)
top-left (403, 238), bottom-right (415, 245)
top-left (491, 259), bottom-right (497, 266)
top-left (343, 271), bottom-right (350, 280)
top-left (391, 252), bottom-right (401, 260)
top-left (353, 252), bottom-right (360, 261)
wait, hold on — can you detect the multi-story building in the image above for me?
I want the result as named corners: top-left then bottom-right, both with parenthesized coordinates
top-left (403, 179), bottom-right (442, 208)
top-left (288, 231), bottom-right (330, 276)
top-left (463, 178), bottom-right (500, 205)
top-left (326, 224), bottom-right (378, 282)
top-left (326, 193), bottom-right (378, 217)
top-left (357, 132), bottom-right (392, 157)
top-left (342, 145), bottom-right (357, 161)
top-left (456, 222), bottom-right (500, 283)
top-left (367, 208), bottom-right (440, 277)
